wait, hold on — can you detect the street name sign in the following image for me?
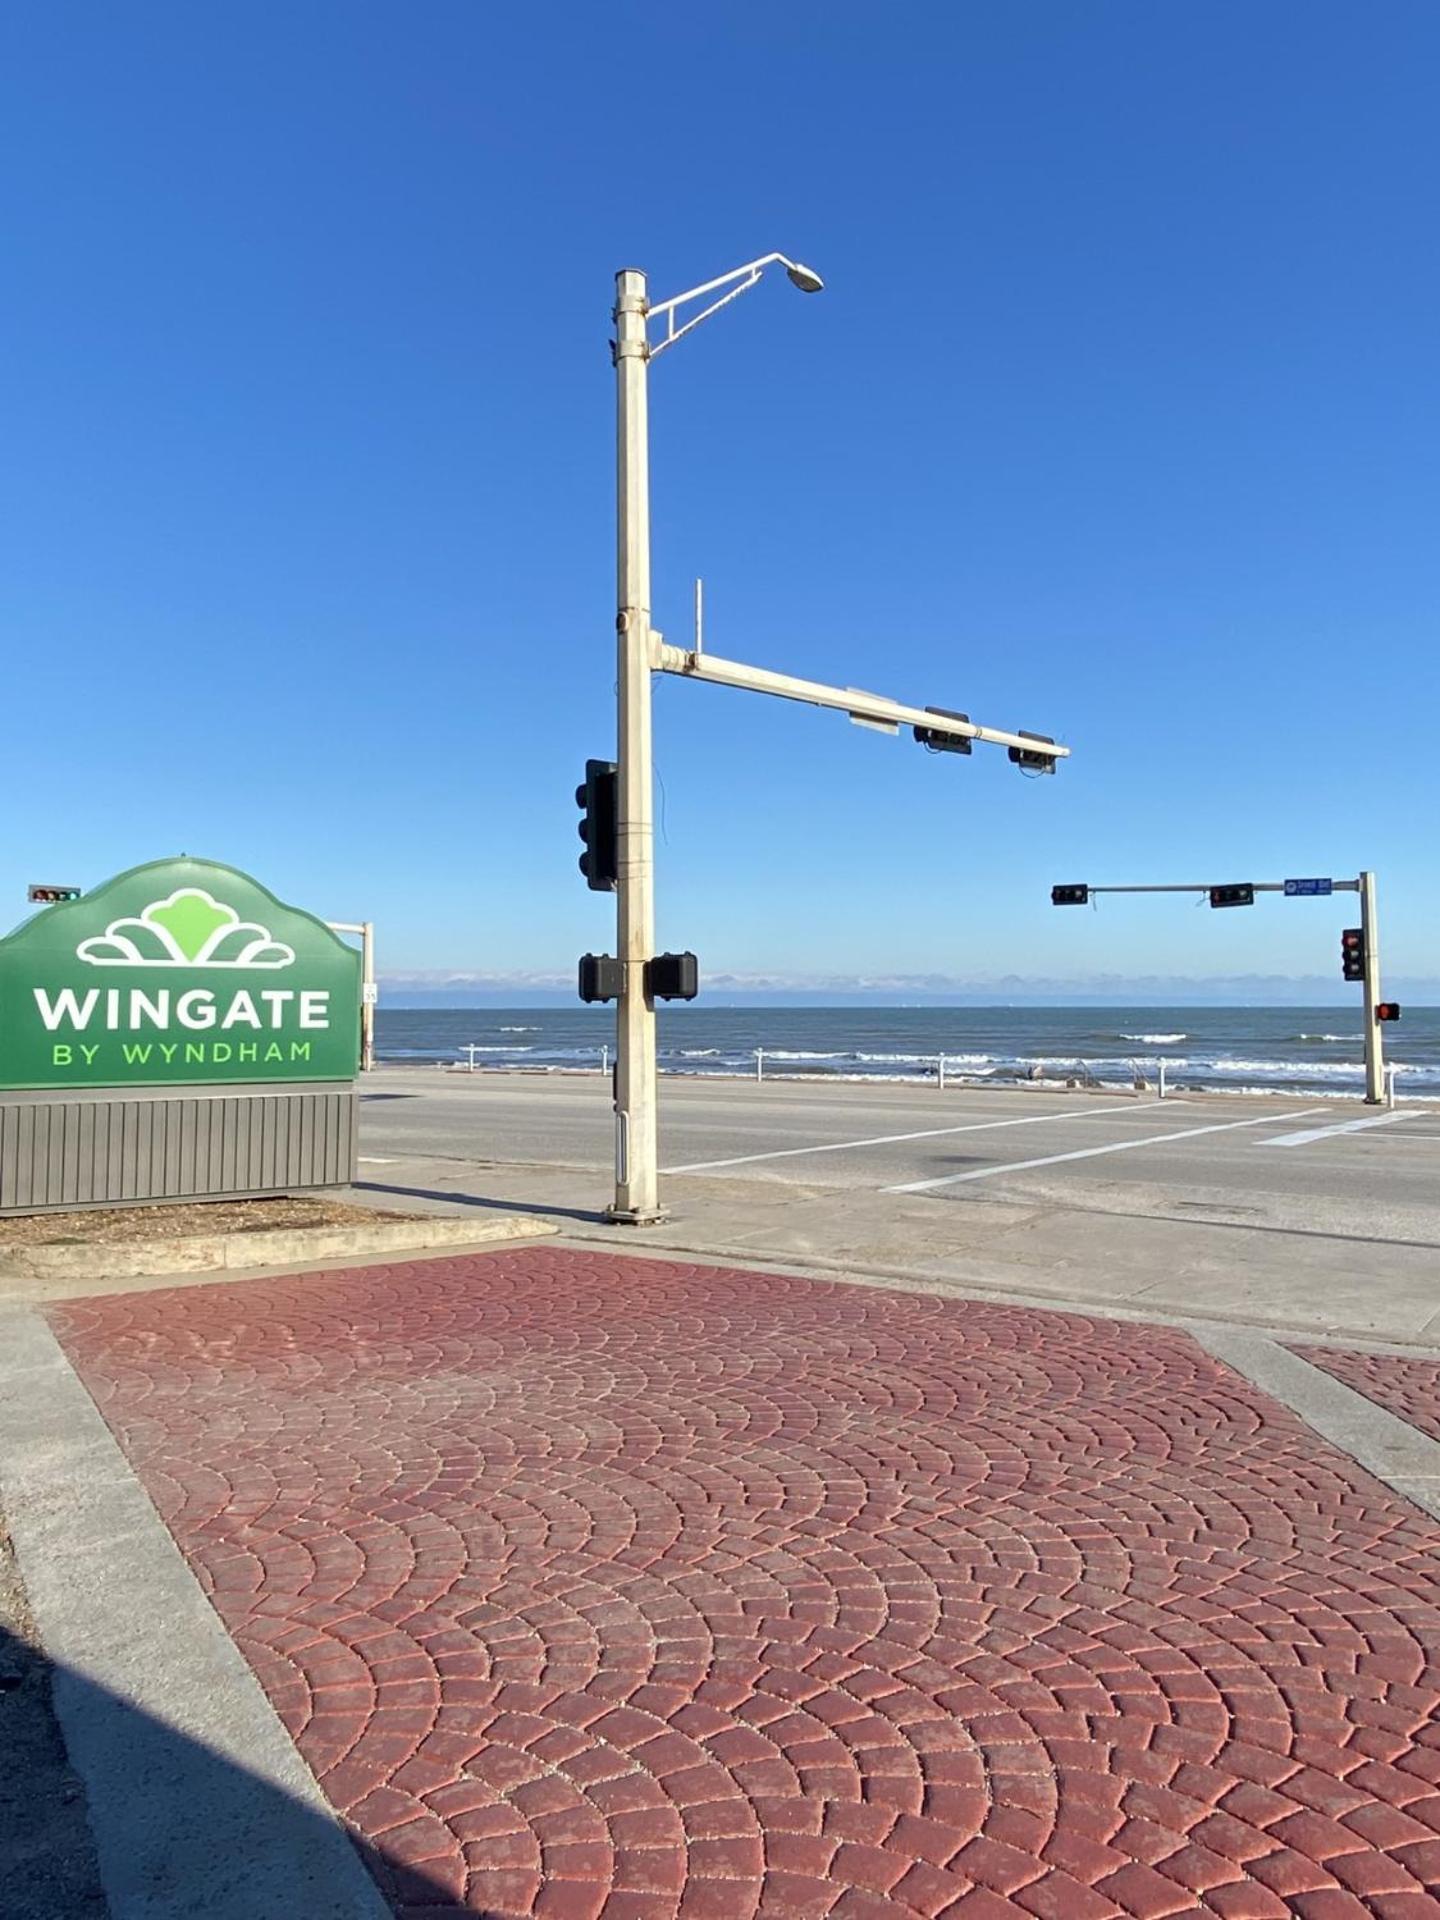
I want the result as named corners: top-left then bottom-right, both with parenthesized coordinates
top-left (1284, 878), bottom-right (1334, 897)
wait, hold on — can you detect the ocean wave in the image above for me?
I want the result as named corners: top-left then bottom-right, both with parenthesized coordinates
top-left (1201, 1055), bottom-right (1440, 1085)
top-left (1295, 1033), bottom-right (1362, 1043)
top-left (498, 1025), bottom-right (538, 1033)
top-left (1119, 1032), bottom-right (1187, 1045)
top-left (855, 1049), bottom-right (988, 1066)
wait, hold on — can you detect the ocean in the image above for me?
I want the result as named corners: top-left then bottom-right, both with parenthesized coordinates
top-left (374, 1005), bottom-right (1440, 1100)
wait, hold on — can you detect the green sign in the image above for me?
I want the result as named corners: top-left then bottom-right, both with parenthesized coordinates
top-left (0, 857), bottom-right (361, 1091)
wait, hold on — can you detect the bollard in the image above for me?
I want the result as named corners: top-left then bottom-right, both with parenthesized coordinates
top-left (1385, 1063), bottom-right (1397, 1110)
top-left (937, 1054), bottom-right (946, 1093)
top-left (1157, 1058), bottom-right (1167, 1101)
top-left (756, 1048), bottom-right (764, 1083)
top-left (601, 1044), bottom-right (609, 1077)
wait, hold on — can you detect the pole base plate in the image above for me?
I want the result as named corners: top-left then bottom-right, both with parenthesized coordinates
top-left (605, 1205), bottom-right (670, 1227)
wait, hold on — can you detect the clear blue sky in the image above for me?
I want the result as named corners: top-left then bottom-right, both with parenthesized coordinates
top-left (4, 3), bottom-right (1437, 996)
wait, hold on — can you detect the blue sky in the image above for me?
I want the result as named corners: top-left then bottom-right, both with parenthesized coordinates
top-left (4, 3), bottom-right (1437, 998)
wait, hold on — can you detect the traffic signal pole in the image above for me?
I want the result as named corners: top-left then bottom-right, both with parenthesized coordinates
top-left (1051, 873), bottom-right (1387, 1104)
top-left (611, 269), bottom-right (662, 1223)
top-left (1360, 868), bottom-right (1384, 1105)
top-left (604, 257), bottom-right (1071, 1225)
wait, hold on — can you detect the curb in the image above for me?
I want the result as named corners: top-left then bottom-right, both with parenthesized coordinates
top-left (0, 1211), bottom-right (558, 1283)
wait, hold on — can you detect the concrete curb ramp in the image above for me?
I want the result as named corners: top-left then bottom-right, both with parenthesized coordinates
top-left (0, 1308), bottom-right (391, 1919)
top-left (0, 1209), bottom-right (557, 1283)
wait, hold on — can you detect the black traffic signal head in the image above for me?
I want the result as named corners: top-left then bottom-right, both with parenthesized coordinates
top-left (1209, 884), bottom-right (1255, 908)
top-left (1341, 927), bottom-right (1365, 982)
top-left (1051, 884), bottom-right (1089, 907)
top-left (647, 952), bottom-right (699, 1002)
top-left (912, 707), bottom-right (973, 755)
top-left (28, 884), bottom-right (82, 904)
top-left (576, 759), bottom-right (618, 892)
top-left (1376, 1001), bottom-right (1401, 1022)
top-left (1007, 730), bottom-right (1057, 774)
top-left (578, 953), bottom-right (624, 1003)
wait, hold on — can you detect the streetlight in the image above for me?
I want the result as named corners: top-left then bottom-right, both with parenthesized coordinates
top-left (609, 255), bottom-right (823, 1224)
top-left (606, 255), bottom-right (1069, 1224)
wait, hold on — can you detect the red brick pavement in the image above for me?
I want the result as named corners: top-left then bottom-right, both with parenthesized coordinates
top-left (1294, 1345), bottom-right (1440, 1448)
top-left (50, 1248), bottom-right (1440, 1918)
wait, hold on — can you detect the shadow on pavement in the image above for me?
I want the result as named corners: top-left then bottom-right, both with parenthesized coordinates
top-left (0, 1619), bottom-right (483, 1918)
top-left (355, 1178), bottom-right (607, 1226)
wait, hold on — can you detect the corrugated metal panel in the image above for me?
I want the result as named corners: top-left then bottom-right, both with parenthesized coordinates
top-left (0, 1085), bottom-right (357, 1214)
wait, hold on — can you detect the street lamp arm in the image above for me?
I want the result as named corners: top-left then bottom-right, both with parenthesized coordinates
top-left (646, 252), bottom-right (821, 359)
top-left (647, 272), bottom-right (762, 359)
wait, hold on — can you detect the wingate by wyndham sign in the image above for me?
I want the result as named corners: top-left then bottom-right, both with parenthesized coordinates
top-left (0, 857), bottom-right (361, 1092)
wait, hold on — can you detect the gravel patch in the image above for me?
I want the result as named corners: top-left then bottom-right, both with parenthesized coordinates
top-left (0, 1196), bottom-right (411, 1248)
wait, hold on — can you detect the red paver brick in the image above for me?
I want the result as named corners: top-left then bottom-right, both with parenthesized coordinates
top-left (1202, 1884), bottom-right (1293, 1919)
top-left (887, 1858), bottom-right (974, 1914)
top-left (1095, 1859), bottom-right (1198, 1916)
top-left (533, 1885), bottom-right (608, 1920)
top-left (49, 1246), bottom-right (1440, 1918)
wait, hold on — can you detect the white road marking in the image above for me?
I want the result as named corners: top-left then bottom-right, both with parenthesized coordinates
top-left (358, 1155), bottom-right (398, 1163)
top-left (1262, 1111), bottom-right (1418, 1148)
top-left (663, 1103), bottom-right (1179, 1175)
top-left (885, 1107), bottom-right (1330, 1194)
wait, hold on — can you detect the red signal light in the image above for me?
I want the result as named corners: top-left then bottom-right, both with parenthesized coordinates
top-left (1376, 1002), bottom-right (1401, 1022)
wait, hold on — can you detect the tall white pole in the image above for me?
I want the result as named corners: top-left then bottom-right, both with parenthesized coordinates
top-left (1360, 868), bottom-right (1384, 1105)
top-left (610, 269), bottom-right (664, 1222)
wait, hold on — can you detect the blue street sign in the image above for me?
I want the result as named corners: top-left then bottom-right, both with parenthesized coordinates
top-left (1284, 877), bottom-right (1334, 897)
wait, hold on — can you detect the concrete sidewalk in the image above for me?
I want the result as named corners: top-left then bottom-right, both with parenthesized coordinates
top-left (337, 1148), bottom-right (1440, 1353)
top-left (10, 1243), bottom-right (1440, 1917)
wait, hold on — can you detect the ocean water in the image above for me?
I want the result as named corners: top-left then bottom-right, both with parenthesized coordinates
top-left (374, 1005), bottom-right (1440, 1099)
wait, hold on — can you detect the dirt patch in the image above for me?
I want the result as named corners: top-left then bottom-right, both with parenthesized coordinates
top-left (0, 1522), bottom-right (106, 1917)
top-left (0, 1195), bottom-right (410, 1248)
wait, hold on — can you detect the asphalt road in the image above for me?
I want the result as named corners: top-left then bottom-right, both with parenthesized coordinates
top-left (360, 1068), bottom-right (1440, 1250)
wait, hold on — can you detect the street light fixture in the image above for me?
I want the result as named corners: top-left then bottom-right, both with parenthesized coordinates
top-left (643, 253), bottom-right (825, 360)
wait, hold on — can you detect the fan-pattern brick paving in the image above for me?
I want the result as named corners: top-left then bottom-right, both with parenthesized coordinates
top-left (1294, 1344), bottom-right (1440, 1448)
top-left (51, 1249), bottom-right (1440, 1918)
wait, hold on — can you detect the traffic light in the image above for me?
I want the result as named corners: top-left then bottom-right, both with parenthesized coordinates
top-left (578, 953), bottom-right (624, 1003)
top-left (1341, 927), bottom-right (1365, 982)
top-left (1007, 730), bottom-right (1057, 774)
top-left (912, 707), bottom-right (973, 754)
top-left (576, 759), bottom-right (618, 891)
top-left (1376, 1002), bottom-right (1401, 1022)
top-left (27, 884), bottom-right (81, 904)
top-left (1051, 884), bottom-right (1089, 907)
top-left (1209, 884), bottom-right (1255, 909)
top-left (647, 953), bottom-right (699, 1001)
